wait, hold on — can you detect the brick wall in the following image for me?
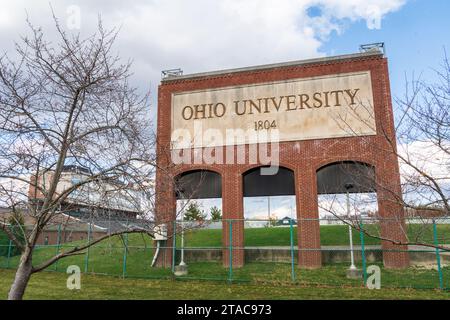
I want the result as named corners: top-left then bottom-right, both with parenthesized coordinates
top-left (155, 53), bottom-right (410, 269)
top-left (36, 230), bottom-right (106, 245)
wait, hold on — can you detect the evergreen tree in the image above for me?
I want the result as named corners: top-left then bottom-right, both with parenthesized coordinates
top-left (6, 210), bottom-right (26, 256)
top-left (210, 206), bottom-right (222, 221)
top-left (184, 202), bottom-right (206, 221)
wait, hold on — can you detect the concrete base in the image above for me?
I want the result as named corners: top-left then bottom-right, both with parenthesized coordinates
top-left (166, 248), bottom-right (441, 268)
top-left (346, 267), bottom-right (362, 279)
top-left (174, 264), bottom-right (188, 276)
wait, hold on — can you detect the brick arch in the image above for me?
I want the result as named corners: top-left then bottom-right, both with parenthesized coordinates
top-left (174, 168), bottom-right (223, 200)
top-left (315, 160), bottom-right (376, 196)
top-left (314, 157), bottom-right (376, 173)
top-left (238, 162), bottom-right (296, 175)
top-left (240, 164), bottom-right (297, 195)
top-left (173, 165), bottom-right (223, 178)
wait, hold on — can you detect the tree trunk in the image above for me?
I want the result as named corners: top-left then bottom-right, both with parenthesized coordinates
top-left (8, 249), bottom-right (33, 300)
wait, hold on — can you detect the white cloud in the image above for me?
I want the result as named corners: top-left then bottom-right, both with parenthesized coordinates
top-left (398, 140), bottom-right (450, 180)
top-left (398, 140), bottom-right (450, 205)
top-left (315, 0), bottom-right (406, 30)
top-left (0, 177), bottom-right (29, 207)
top-left (0, 0), bottom-right (406, 119)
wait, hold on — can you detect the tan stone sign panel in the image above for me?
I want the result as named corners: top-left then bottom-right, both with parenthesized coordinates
top-left (171, 71), bottom-right (376, 149)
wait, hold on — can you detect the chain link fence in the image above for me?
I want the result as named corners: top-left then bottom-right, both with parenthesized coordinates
top-left (1, 216), bottom-right (449, 290)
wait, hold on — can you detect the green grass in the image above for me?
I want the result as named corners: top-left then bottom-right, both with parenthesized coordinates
top-left (181, 225), bottom-right (379, 248)
top-left (1, 234), bottom-right (449, 291)
top-left (181, 223), bottom-right (450, 247)
top-left (179, 261), bottom-right (450, 290)
top-left (1, 224), bottom-right (450, 295)
top-left (1, 269), bottom-right (449, 300)
top-left (0, 234), bottom-right (177, 280)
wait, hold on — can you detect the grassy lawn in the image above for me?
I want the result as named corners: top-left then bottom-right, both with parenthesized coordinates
top-left (181, 224), bottom-right (382, 248)
top-left (1, 234), bottom-right (449, 290)
top-left (0, 234), bottom-right (170, 279)
top-left (2, 223), bottom-right (449, 252)
top-left (1, 269), bottom-right (449, 300)
top-left (1, 224), bottom-right (450, 296)
top-left (171, 261), bottom-right (450, 292)
top-left (181, 223), bottom-right (450, 247)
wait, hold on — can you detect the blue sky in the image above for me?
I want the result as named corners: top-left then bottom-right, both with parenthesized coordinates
top-left (321, 0), bottom-right (450, 107)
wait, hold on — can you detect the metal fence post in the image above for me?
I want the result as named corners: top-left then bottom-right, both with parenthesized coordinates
top-left (359, 221), bottom-right (367, 286)
top-left (172, 220), bottom-right (177, 273)
top-left (122, 233), bottom-right (128, 278)
top-left (6, 239), bottom-right (12, 269)
top-left (289, 218), bottom-right (296, 282)
top-left (432, 220), bottom-right (443, 290)
top-left (54, 224), bottom-right (62, 271)
top-left (84, 223), bottom-right (92, 273)
top-left (228, 219), bottom-right (233, 283)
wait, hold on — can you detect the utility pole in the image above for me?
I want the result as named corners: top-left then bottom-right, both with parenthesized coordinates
top-left (345, 182), bottom-right (361, 279)
top-left (179, 199), bottom-right (186, 267)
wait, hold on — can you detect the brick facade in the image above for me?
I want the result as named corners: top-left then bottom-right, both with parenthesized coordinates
top-left (155, 52), bottom-right (410, 269)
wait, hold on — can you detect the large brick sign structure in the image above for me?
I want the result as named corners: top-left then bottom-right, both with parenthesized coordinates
top-left (155, 49), bottom-right (410, 269)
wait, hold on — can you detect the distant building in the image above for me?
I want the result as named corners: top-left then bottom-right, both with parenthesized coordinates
top-left (0, 166), bottom-right (153, 246)
top-left (28, 165), bottom-right (151, 220)
top-left (405, 207), bottom-right (447, 219)
top-left (275, 216), bottom-right (297, 226)
top-left (0, 207), bottom-right (107, 245)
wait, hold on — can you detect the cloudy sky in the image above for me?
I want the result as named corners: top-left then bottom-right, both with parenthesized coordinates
top-left (2, 0), bottom-right (449, 122)
top-left (1, 0), bottom-right (449, 219)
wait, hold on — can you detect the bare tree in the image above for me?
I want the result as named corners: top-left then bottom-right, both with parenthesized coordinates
top-left (0, 15), bottom-right (159, 300)
top-left (321, 52), bottom-right (450, 252)
top-left (395, 53), bottom-right (450, 215)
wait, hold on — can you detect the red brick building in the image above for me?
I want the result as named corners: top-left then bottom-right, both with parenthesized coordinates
top-left (155, 49), bottom-right (410, 269)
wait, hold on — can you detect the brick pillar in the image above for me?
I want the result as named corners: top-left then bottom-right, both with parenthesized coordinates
top-left (154, 170), bottom-right (176, 268)
top-left (375, 59), bottom-right (409, 269)
top-left (296, 166), bottom-right (322, 268)
top-left (222, 170), bottom-right (244, 268)
top-left (377, 159), bottom-right (410, 269)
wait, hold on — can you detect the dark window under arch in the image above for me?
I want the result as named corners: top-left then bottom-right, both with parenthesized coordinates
top-left (243, 166), bottom-right (295, 197)
top-left (175, 170), bottom-right (222, 199)
top-left (316, 161), bottom-right (376, 195)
